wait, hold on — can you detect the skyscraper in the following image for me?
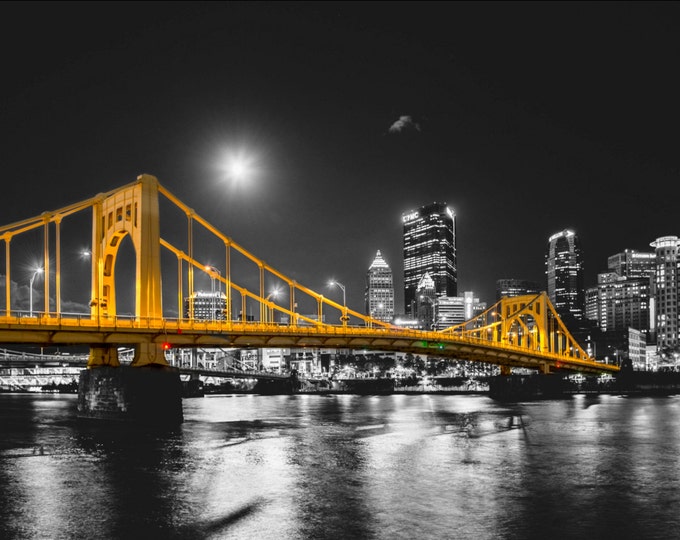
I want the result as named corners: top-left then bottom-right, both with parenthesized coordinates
top-left (495, 278), bottom-right (542, 301)
top-left (364, 250), bottom-right (395, 322)
top-left (402, 202), bottom-right (456, 316)
top-left (545, 229), bottom-right (584, 320)
top-left (415, 272), bottom-right (437, 329)
top-left (650, 236), bottom-right (680, 352)
top-left (592, 250), bottom-right (655, 334)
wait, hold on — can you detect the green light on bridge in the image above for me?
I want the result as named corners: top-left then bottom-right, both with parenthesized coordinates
top-left (421, 341), bottom-right (446, 350)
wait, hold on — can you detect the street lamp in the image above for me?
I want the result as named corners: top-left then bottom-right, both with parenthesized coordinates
top-left (328, 280), bottom-right (346, 306)
top-left (328, 280), bottom-right (348, 325)
top-left (29, 267), bottom-right (43, 317)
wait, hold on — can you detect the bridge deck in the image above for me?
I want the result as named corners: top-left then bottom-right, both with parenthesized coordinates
top-left (0, 315), bottom-right (618, 374)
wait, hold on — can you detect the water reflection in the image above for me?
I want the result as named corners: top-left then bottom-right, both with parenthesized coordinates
top-left (1, 394), bottom-right (680, 539)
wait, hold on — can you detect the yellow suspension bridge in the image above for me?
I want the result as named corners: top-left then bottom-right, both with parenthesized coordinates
top-left (0, 174), bottom-right (618, 376)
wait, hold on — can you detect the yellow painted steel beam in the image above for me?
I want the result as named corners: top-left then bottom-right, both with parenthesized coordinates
top-left (0, 316), bottom-right (620, 374)
top-left (0, 177), bottom-right (619, 376)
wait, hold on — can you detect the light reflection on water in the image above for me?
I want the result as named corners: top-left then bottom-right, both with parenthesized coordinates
top-left (1, 393), bottom-right (679, 539)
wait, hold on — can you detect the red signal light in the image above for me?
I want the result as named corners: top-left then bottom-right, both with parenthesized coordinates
top-left (162, 342), bottom-right (171, 351)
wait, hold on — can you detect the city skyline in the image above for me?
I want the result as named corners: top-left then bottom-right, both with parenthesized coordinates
top-left (2, 2), bottom-right (680, 311)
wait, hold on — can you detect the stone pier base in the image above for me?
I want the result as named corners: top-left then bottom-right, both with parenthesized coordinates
top-left (77, 366), bottom-right (184, 424)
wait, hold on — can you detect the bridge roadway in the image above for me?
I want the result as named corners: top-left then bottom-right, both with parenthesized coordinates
top-left (0, 314), bottom-right (618, 375)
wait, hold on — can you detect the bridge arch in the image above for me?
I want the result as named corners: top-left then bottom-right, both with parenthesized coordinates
top-left (89, 174), bottom-right (166, 367)
top-left (90, 174), bottom-right (162, 322)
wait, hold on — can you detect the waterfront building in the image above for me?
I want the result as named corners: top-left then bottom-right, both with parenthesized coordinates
top-left (628, 328), bottom-right (648, 370)
top-left (392, 316), bottom-right (420, 329)
top-left (650, 236), bottom-right (680, 352)
top-left (433, 292), bottom-right (486, 330)
top-left (260, 348), bottom-right (288, 372)
top-left (184, 291), bottom-right (227, 321)
top-left (594, 250), bottom-right (654, 334)
top-left (582, 249), bottom-right (655, 365)
top-left (545, 229), bottom-right (584, 321)
top-left (402, 202), bottom-right (457, 317)
top-left (434, 296), bottom-right (464, 330)
top-left (364, 250), bottom-right (395, 322)
top-left (495, 278), bottom-right (542, 301)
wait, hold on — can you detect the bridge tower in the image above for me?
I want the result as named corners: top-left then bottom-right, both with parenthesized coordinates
top-left (87, 174), bottom-right (167, 368)
top-left (79, 174), bottom-right (182, 424)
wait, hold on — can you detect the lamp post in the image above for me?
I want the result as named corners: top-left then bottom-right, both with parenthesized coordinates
top-left (29, 267), bottom-right (43, 317)
top-left (328, 280), bottom-right (348, 325)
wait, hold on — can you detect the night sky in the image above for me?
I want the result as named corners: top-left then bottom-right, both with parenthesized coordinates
top-left (2, 2), bottom-right (680, 314)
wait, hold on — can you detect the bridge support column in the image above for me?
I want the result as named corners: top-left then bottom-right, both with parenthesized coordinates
top-left (500, 365), bottom-right (511, 376)
top-left (77, 366), bottom-right (183, 424)
top-left (131, 342), bottom-right (170, 367)
top-left (87, 346), bottom-right (120, 367)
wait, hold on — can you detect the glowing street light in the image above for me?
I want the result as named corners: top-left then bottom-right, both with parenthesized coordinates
top-left (328, 280), bottom-right (349, 325)
top-left (264, 288), bottom-right (281, 323)
top-left (265, 288), bottom-right (281, 302)
top-left (29, 267), bottom-right (43, 317)
top-left (328, 280), bottom-right (346, 307)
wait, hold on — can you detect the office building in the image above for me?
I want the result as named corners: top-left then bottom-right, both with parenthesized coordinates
top-left (364, 250), bottom-right (395, 323)
top-left (650, 236), bottom-right (680, 352)
top-left (593, 250), bottom-right (655, 334)
top-left (495, 279), bottom-right (542, 301)
top-left (402, 202), bottom-right (457, 316)
top-left (545, 229), bottom-right (584, 321)
top-left (415, 272), bottom-right (437, 328)
top-left (184, 291), bottom-right (227, 321)
top-left (433, 292), bottom-right (487, 330)
top-left (585, 286), bottom-right (599, 322)
top-left (608, 250), bottom-right (656, 279)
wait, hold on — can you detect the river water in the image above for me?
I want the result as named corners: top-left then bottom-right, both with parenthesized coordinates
top-left (0, 392), bottom-right (678, 540)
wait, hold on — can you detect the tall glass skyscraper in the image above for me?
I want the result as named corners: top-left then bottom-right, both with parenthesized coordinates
top-left (650, 236), bottom-right (680, 352)
top-left (364, 250), bottom-right (395, 322)
top-left (545, 229), bottom-right (584, 320)
top-left (402, 202), bottom-right (456, 316)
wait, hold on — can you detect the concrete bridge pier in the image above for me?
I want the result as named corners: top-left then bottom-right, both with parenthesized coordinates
top-left (77, 346), bottom-right (183, 424)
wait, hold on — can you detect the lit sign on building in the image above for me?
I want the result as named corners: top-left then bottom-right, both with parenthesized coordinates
top-left (402, 211), bottom-right (419, 223)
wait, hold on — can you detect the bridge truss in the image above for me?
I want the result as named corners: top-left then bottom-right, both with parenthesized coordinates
top-left (0, 175), bottom-right (618, 375)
